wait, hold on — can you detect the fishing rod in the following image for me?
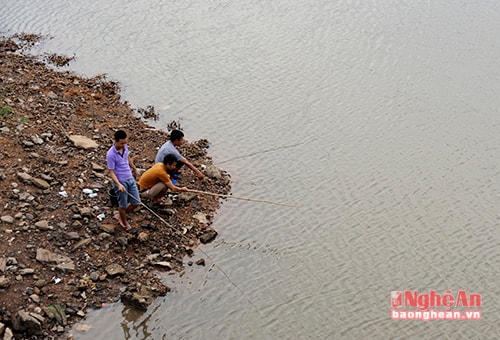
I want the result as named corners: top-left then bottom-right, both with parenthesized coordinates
top-left (123, 190), bottom-right (259, 310)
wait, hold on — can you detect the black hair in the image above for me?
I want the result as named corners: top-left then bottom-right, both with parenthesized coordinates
top-left (169, 129), bottom-right (184, 142)
top-left (163, 153), bottom-right (178, 166)
top-left (114, 130), bottom-right (127, 141)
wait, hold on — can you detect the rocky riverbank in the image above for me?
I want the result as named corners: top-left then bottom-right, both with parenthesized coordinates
top-left (0, 34), bottom-right (231, 339)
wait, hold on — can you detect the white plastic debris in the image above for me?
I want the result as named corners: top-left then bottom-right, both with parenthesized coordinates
top-left (58, 191), bottom-right (68, 198)
top-left (88, 193), bottom-right (98, 198)
top-left (82, 188), bottom-right (93, 194)
top-left (200, 164), bottom-right (206, 170)
top-left (96, 213), bottom-right (105, 221)
top-left (52, 276), bottom-right (62, 284)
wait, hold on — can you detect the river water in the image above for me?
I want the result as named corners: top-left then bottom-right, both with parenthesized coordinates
top-left (1, 1), bottom-right (499, 339)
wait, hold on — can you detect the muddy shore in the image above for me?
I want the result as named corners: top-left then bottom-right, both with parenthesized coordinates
top-left (0, 34), bottom-right (231, 339)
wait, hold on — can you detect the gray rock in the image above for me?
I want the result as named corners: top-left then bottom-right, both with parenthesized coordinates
top-left (31, 177), bottom-right (50, 189)
top-left (12, 310), bottom-right (44, 334)
top-left (105, 263), bottom-right (125, 277)
top-left (18, 268), bottom-right (35, 275)
top-left (178, 192), bottom-right (196, 202)
top-left (92, 171), bottom-right (105, 179)
top-left (30, 294), bottom-right (40, 303)
top-left (89, 272), bottom-right (100, 282)
top-left (56, 262), bottom-right (76, 272)
top-left (153, 261), bottom-right (172, 270)
top-left (41, 132), bottom-right (53, 140)
top-left (137, 232), bottom-right (149, 242)
top-left (46, 91), bottom-right (57, 99)
top-left (121, 292), bottom-right (151, 311)
top-left (71, 238), bottom-right (91, 251)
top-left (1, 215), bottom-right (14, 224)
top-left (65, 231), bottom-right (80, 240)
top-left (79, 207), bottom-right (93, 217)
top-left (0, 258), bottom-right (6, 272)
top-left (199, 230), bottom-right (218, 244)
top-left (36, 248), bottom-right (75, 272)
top-left (31, 135), bottom-right (44, 145)
top-left (17, 172), bottom-right (33, 183)
top-left (3, 327), bottom-right (13, 340)
top-left (91, 162), bottom-right (105, 171)
top-left (6, 257), bottom-right (17, 265)
top-left (145, 254), bottom-right (160, 263)
top-left (0, 276), bottom-right (10, 288)
top-left (68, 135), bottom-right (99, 149)
top-left (193, 212), bottom-right (209, 225)
top-left (99, 223), bottom-right (116, 234)
top-left (97, 232), bottom-right (111, 241)
top-left (34, 220), bottom-right (52, 231)
top-left (22, 140), bottom-right (34, 147)
top-left (116, 237), bottom-right (128, 247)
top-left (205, 165), bottom-right (222, 179)
top-left (40, 174), bottom-right (53, 181)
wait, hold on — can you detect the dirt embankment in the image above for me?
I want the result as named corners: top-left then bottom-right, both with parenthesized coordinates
top-left (0, 34), bottom-right (231, 339)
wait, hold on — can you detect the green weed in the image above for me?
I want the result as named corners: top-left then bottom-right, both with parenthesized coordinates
top-left (0, 106), bottom-right (13, 117)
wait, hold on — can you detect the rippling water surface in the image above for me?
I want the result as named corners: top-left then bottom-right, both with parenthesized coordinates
top-left (1, 1), bottom-right (499, 338)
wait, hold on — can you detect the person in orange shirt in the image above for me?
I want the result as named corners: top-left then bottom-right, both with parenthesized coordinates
top-left (138, 153), bottom-right (189, 205)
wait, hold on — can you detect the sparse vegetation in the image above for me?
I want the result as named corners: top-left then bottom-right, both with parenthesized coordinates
top-left (167, 118), bottom-right (183, 132)
top-left (45, 52), bottom-right (75, 67)
top-left (136, 105), bottom-right (158, 120)
top-left (0, 105), bottom-right (13, 117)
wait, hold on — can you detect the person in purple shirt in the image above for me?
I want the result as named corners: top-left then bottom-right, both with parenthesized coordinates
top-left (106, 130), bottom-right (140, 234)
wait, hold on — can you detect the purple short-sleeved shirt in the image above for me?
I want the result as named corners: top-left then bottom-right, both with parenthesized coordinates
top-left (106, 144), bottom-right (133, 181)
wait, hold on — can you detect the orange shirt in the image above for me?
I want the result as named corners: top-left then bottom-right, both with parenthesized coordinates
top-left (138, 163), bottom-right (171, 190)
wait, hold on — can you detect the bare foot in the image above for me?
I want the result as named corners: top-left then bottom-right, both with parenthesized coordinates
top-left (114, 213), bottom-right (128, 229)
top-left (115, 214), bottom-right (137, 234)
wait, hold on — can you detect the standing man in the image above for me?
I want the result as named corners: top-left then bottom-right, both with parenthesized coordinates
top-left (138, 153), bottom-right (189, 205)
top-left (155, 129), bottom-right (205, 180)
top-left (106, 130), bottom-right (140, 234)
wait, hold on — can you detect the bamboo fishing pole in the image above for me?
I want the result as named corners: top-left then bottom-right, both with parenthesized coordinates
top-left (188, 189), bottom-right (299, 207)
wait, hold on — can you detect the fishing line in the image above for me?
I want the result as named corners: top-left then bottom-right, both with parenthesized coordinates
top-left (217, 141), bottom-right (306, 164)
top-left (123, 190), bottom-right (260, 311)
top-left (188, 189), bottom-right (299, 207)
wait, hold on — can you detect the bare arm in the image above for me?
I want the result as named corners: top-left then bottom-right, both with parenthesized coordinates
top-left (180, 158), bottom-right (205, 180)
top-left (109, 169), bottom-right (125, 192)
top-left (128, 155), bottom-right (140, 179)
top-left (165, 180), bottom-right (189, 192)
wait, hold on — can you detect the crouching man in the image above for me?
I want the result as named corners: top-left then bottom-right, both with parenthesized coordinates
top-left (138, 153), bottom-right (189, 205)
